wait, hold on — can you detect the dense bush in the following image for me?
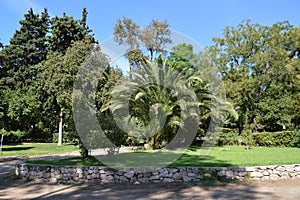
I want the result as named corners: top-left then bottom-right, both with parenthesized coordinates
top-left (252, 130), bottom-right (300, 147)
top-left (23, 131), bottom-right (53, 142)
top-left (293, 132), bottom-right (300, 148)
top-left (217, 129), bottom-right (240, 146)
top-left (0, 130), bottom-right (27, 145)
top-left (52, 132), bottom-right (78, 144)
top-left (216, 129), bottom-right (300, 147)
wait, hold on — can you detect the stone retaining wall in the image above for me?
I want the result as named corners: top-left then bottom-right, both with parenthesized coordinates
top-left (16, 163), bottom-right (300, 184)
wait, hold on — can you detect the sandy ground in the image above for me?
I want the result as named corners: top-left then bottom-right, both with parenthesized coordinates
top-left (1, 158), bottom-right (300, 199)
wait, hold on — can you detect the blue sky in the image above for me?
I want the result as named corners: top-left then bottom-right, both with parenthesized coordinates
top-left (0, 0), bottom-right (299, 48)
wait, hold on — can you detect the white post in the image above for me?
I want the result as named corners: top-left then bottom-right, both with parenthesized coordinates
top-left (58, 110), bottom-right (63, 146)
top-left (0, 133), bottom-right (3, 154)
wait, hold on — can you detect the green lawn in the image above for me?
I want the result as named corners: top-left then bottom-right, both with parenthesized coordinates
top-left (172, 146), bottom-right (300, 167)
top-left (0, 143), bottom-right (79, 157)
top-left (26, 145), bottom-right (300, 167)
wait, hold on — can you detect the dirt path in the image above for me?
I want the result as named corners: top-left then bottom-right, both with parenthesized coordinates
top-left (1, 156), bottom-right (300, 199)
top-left (1, 178), bottom-right (300, 200)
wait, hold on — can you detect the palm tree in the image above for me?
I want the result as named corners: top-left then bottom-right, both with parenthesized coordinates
top-left (102, 56), bottom-right (237, 149)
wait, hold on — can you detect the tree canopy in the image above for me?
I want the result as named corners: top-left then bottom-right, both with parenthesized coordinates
top-left (0, 8), bottom-right (299, 154)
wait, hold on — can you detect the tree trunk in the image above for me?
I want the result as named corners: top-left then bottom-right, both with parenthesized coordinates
top-left (0, 134), bottom-right (4, 154)
top-left (58, 110), bottom-right (63, 146)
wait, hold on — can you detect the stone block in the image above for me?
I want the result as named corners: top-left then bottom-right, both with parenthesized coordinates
top-left (250, 172), bottom-right (263, 178)
top-left (92, 173), bottom-right (99, 179)
top-left (159, 170), bottom-right (169, 177)
top-left (120, 176), bottom-right (129, 182)
top-left (183, 175), bottom-right (191, 182)
top-left (149, 175), bottom-right (159, 180)
top-left (262, 170), bottom-right (270, 176)
top-left (124, 171), bottom-right (134, 178)
top-left (168, 168), bottom-right (178, 173)
top-left (276, 166), bottom-right (285, 172)
top-left (294, 167), bottom-right (300, 172)
top-left (245, 167), bottom-right (256, 172)
top-left (105, 171), bottom-right (115, 176)
top-left (173, 173), bottom-right (181, 180)
top-left (55, 174), bottom-right (62, 179)
top-left (188, 172), bottom-right (196, 177)
top-left (138, 177), bottom-right (149, 183)
top-left (285, 166), bottom-right (295, 172)
top-left (49, 178), bottom-right (57, 183)
top-left (225, 171), bottom-right (234, 177)
top-left (239, 172), bottom-right (247, 177)
top-left (217, 171), bottom-right (226, 176)
top-left (163, 178), bottom-right (174, 183)
top-left (36, 172), bottom-right (44, 178)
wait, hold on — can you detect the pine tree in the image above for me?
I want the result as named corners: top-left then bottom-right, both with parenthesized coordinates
top-left (0, 8), bottom-right (49, 135)
top-left (48, 8), bottom-right (95, 54)
top-left (0, 8), bottom-right (49, 88)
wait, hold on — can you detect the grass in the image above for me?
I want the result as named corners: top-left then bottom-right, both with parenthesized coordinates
top-left (172, 146), bottom-right (300, 167)
top-left (27, 157), bottom-right (102, 166)
top-left (0, 143), bottom-right (79, 157)
top-left (25, 145), bottom-right (300, 167)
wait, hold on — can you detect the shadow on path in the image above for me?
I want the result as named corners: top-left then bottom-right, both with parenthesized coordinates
top-left (0, 179), bottom-right (288, 200)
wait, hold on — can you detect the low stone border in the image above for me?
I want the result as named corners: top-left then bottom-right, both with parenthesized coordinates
top-left (16, 163), bottom-right (300, 184)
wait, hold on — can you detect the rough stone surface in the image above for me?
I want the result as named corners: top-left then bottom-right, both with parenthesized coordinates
top-left (124, 171), bottom-right (134, 178)
top-left (15, 164), bottom-right (300, 184)
top-left (250, 172), bottom-right (263, 178)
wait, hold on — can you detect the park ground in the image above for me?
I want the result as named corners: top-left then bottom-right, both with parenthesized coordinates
top-left (1, 157), bottom-right (300, 199)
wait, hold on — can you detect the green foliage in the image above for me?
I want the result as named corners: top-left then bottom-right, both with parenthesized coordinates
top-left (48, 8), bottom-right (95, 54)
top-left (103, 57), bottom-right (235, 149)
top-left (252, 130), bottom-right (299, 147)
top-left (114, 17), bottom-right (172, 66)
top-left (103, 58), bottom-right (199, 148)
top-left (210, 20), bottom-right (300, 133)
top-left (1, 8), bottom-right (300, 160)
top-left (293, 132), bottom-right (300, 148)
top-left (169, 43), bottom-right (198, 73)
top-left (78, 138), bottom-right (89, 159)
top-left (217, 129), bottom-right (240, 146)
top-left (52, 132), bottom-right (78, 143)
top-left (0, 8), bottom-right (97, 148)
top-left (0, 130), bottom-right (27, 145)
top-left (0, 8), bottom-right (49, 87)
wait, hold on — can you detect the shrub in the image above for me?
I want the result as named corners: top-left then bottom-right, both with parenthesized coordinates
top-left (293, 132), bottom-right (300, 148)
top-left (0, 130), bottom-right (27, 145)
top-left (52, 131), bottom-right (78, 144)
top-left (252, 130), bottom-right (299, 147)
top-left (217, 129), bottom-right (240, 146)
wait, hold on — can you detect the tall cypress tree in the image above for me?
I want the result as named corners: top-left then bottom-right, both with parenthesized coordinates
top-left (48, 8), bottom-right (95, 54)
top-left (0, 8), bottom-right (49, 88)
top-left (0, 8), bottom-right (49, 134)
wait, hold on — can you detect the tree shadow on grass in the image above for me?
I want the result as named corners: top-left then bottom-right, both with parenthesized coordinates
top-left (2, 146), bottom-right (34, 151)
top-left (26, 149), bottom-right (234, 168)
top-left (92, 149), bottom-right (233, 168)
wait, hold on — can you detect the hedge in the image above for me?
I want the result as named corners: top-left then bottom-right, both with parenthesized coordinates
top-left (216, 129), bottom-right (300, 147)
top-left (252, 130), bottom-right (300, 147)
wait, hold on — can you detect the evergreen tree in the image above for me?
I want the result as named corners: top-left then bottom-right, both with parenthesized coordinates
top-left (48, 8), bottom-right (95, 54)
top-left (0, 8), bottom-right (49, 88)
top-left (0, 8), bottom-right (49, 134)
